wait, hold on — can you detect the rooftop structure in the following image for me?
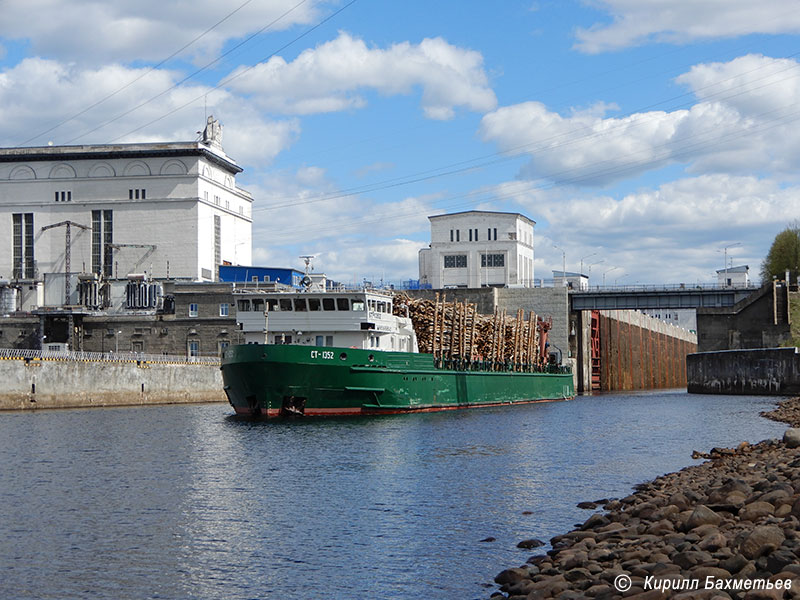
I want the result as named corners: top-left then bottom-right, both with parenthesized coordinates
top-left (418, 210), bottom-right (535, 288)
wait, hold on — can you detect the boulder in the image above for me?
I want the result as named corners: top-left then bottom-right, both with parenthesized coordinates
top-left (739, 526), bottom-right (785, 560)
top-left (783, 428), bottom-right (800, 448)
top-left (686, 504), bottom-right (723, 530)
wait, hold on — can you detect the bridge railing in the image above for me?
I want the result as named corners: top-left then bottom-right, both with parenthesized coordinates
top-left (570, 283), bottom-right (760, 294)
top-left (0, 347), bottom-right (220, 365)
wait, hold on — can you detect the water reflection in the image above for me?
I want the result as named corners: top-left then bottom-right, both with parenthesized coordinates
top-left (0, 392), bottom-right (789, 600)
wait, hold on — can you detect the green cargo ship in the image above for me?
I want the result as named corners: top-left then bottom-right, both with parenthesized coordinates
top-left (221, 280), bottom-right (574, 418)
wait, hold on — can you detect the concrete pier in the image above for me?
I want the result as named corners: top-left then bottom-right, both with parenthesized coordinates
top-left (0, 350), bottom-right (224, 410)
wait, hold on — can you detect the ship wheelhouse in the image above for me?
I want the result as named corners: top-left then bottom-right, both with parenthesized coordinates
top-left (234, 288), bottom-right (418, 353)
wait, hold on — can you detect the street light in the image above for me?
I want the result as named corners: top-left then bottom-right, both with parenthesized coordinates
top-left (615, 274), bottom-right (628, 286)
top-left (553, 244), bottom-right (566, 286)
top-left (115, 330), bottom-right (122, 353)
top-left (720, 242), bottom-right (741, 287)
top-left (580, 252), bottom-right (597, 276)
top-left (602, 266), bottom-right (619, 287)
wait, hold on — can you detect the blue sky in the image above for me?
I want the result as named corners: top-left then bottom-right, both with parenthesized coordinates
top-left (3, 1), bottom-right (800, 286)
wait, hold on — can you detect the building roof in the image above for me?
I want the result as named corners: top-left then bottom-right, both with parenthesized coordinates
top-left (0, 140), bottom-right (242, 174)
top-left (552, 271), bottom-right (588, 278)
top-left (716, 265), bottom-right (749, 274)
top-left (428, 210), bottom-right (536, 226)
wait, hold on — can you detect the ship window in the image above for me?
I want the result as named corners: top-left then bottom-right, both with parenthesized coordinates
top-left (266, 299), bottom-right (278, 311)
top-left (325, 335), bottom-right (333, 346)
top-left (323, 298), bottom-right (336, 311)
top-left (316, 335), bottom-right (324, 346)
top-left (237, 299), bottom-right (251, 311)
top-left (352, 300), bottom-right (365, 311)
top-left (252, 298), bottom-right (264, 312)
top-left (293, 298), bottom-right (307, 311)
top-left (377, 301), bottom-right (387, 313)
top-left (279, 299), bottom-right (293, 311)
top-left (336, 298), bottom-right (349, 311)
top-left (308, 298), bottom-right (321, 311)
top-left (368, 299), bottom-right (376, 311)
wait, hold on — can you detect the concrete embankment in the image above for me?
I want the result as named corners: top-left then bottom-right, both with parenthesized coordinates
top-left (687, 348), bottom-right (800, 396)
top-left (491, 398), bottom-right (800, 599)
top-left (0, 355), bottom-right (225, 410)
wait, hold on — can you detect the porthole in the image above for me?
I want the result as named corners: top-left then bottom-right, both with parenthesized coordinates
top-left (339, 352), bottom-right (347, 361)
top-left (368, 354), bottom-right (375, 362)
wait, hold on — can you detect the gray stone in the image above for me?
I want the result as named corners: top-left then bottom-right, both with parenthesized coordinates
top-left (739, 501), bottom-right (775, 521)
top-left (783, 428), bottom-right (800, 448)
top-left (686, 504), bottom-right (723, 529)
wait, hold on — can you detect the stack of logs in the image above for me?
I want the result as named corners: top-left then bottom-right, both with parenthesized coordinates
top-left (392, 292), bottom-right (552, 371)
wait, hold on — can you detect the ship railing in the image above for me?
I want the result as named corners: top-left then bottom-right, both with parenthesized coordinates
top-left (0, 347), bottom-right (220, 366)
top-left (433, 357), bottom-right (571, 374)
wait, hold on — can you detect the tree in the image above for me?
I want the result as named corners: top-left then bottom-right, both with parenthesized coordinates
top-left (761, 223), bottom-right (800, 285)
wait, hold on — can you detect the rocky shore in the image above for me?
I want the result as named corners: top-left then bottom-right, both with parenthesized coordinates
top-left (491, 397), bottom-right (800, 600)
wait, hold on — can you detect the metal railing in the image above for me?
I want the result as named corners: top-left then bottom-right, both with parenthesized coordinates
top-left (0, 347), bottom-right (220, 365)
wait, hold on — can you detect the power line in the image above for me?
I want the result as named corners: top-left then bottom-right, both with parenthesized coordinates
top-left (65, 0), bottom-right (317, 144)
top-left (17, 0), bottom-right (259, 147)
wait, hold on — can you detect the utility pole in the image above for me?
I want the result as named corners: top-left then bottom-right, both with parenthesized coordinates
top-left (41, 220), bottom-right (92, 305)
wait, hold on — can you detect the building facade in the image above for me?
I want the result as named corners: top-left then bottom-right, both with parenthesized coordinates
top-left (0, 117), bottom-right (252, 293)
top-left (716, 265), bottom-right (750, 287)
top-left (418, 210), bottom-right (535, 288)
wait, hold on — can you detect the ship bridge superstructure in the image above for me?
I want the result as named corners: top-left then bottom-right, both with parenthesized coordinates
top-left (234, 288), bottom-right (418, 353)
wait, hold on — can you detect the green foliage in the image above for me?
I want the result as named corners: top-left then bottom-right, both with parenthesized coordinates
top-left (761, 224), bottom-right (800, 284)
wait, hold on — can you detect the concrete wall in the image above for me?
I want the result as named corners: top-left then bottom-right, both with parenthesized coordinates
top-left (696, 282), bottom-right (791, 352)
top-left (0, 358), bottom-right (225, 410)
top-left (687, 348), bottom-right (800, 395)
top-left (594, 310), bottom-right (697, 392)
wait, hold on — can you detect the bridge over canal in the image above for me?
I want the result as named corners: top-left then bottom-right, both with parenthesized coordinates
top-left (569, 284), bottom-right (758, 311)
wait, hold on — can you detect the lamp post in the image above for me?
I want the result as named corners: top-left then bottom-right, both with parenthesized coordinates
top-left (115, 330), bottom-right (122, 353)
top-left (553, 244), bottom-right (566, 286)
top-left (615, 274), bottom-right (628, 287)
top-left (603, 266), bottom-right (619, 287)
top-left (721, 242), bottom-right (741, 287)
top-left (580, 252), bottom-right (597, 276)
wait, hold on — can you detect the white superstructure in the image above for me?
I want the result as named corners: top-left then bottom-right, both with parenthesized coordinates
top-left (418, 210), bottom-right (535, 288)
top-left (0, 117), bottom-right (252, 295)
top-left (235, 288), bottom-right (418, 353)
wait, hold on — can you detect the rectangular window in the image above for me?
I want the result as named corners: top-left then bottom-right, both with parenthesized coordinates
top-left (456, 229), bottom-right (460, 242)
top-left (481, 254), bottom-right (505, 267)
top-left (13, 213), bottom-right (35, 279)
top-left (252, 298), bottom-right (264, 312)
top-left (92, 210), bottom-right (101, 275)
top-left (293, 298), bottom-right (307, 311)
top-left (444, 255), bottom-right (467, 268)
top-left (308, 298), bottom-right (321, 311)
top-left (219, 303), bottom-right (229, 317)
top-left (279, 298), bottom-right (293, 311)
top-left (322, 298), bottom-right (336, 311)
top-left (352, 300), bottom-right (365, 311)
top-left (469, 229), bottom-right (473, 241)
top-left (336, 298), bottom-right (349, 311)
top-left (218, 341), bottom-right (229, 355)
top-left (475, 228), bottom-right (478, 241)
top-left (325, 335), bottom-right (334, 346)
top-left (316, 335), bottom-right (324, 347)
top-left (103, 210), bottom-right (113, 277)
top-left (450, 229), bottom-right (454, 242)
top-left (188, 340), bottom-right (199, 357)
top-left (214, 215), bottom-right (221, 280)
top-left (493, 228), bottom-right (497, 240)
top-left (189, 303), bottom-right (198, 317)
top-left (237, 299), bottom-right (251, 311)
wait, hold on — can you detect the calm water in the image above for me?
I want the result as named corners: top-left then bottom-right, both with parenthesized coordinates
top-left (0, 391), bottom-right (788, 600)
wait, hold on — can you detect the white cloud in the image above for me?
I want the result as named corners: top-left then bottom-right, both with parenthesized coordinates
top-left (478, 54), bottom-right (800, 186)
top-left (0, 0), bottom-right (324, 65)
top-left (0, 57), bottom-right (298, 162)
top-left (575, 0), bottom-right (800, 53)
top-left (517, 174), bottom-right (800, 284)
top-left (227, 32), bottom-right (497, 119)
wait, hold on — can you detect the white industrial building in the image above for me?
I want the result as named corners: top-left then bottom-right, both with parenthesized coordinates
top-left (0, 117), bottom-right (252, 308)
top-left (418, 210), bottom-right (535, 288)
top-left (716, 265), bottom-right (750, 287)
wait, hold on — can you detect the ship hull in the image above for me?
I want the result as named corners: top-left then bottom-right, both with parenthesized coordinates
top-left (221, 344), bottom-right (575, 418)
